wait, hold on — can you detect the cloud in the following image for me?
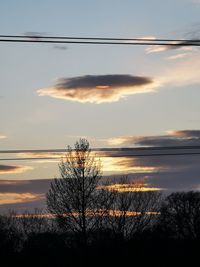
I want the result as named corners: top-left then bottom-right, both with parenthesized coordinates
top-left (160, 53), bottom-right (200, 87)
top-left (0, 180), bottom-right (30, 186)
top-left (0, 179), bottom-right (49, 212)
top-left (105, 130), bottom-right (200, 191)
top-left (166, 52), bottom-right (191, 60)
top-left (0, 135), bottom-right (7, 139)
top-left (0, 179), bottom-right (51, 194)
top-left (98, 183), bottom-right (162, 192)
top-left (37, 74), bottom-right (158, 103)
top-left (17, 152), bottom-right (62, 162)
top-left (137, 35), bottom-right (200, 89)
top-left (101, 152), bottom-right (200, 191)
top-left (146, 40), bottom-right (198, 54)
top-left (101, 156), bottom-right (159, 174)
top-left (0, 129), bottom-right (199, 211)
top-left (146, 39), bottom-right (198, 61)
top-left (146, 43), bottom-right (179, 54)
top-left (0, 164), bottom-right (33, 174)
top-left (53, 45), bottom-right (68, 50)
top-left (15, 151), bottom-right (158, 173)
top-left (0, 192), bottom-right (44, 205)
top-left (108, 130), bottom-right (200, 147)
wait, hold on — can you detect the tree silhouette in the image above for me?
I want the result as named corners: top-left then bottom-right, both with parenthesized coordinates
top-left (15, 209), bottom-right (53, 240)
top-left (106, 177), bottom-right (162, 238)
top-left (159, 191), bottom-right (200, 239)
top-left (46, 139), bottom-right (108, 245)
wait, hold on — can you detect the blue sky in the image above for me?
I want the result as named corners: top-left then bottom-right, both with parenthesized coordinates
top-left (1, 0), bottom-right (200, 211)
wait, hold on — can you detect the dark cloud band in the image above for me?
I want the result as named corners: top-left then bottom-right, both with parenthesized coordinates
top-left (109, 130), bottom-right (200, 147)
top-left (0, 164), bottom-right (32, 174)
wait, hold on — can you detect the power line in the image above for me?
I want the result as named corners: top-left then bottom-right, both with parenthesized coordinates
top-left (1, 34), bottom-right (200, 42)
top-left (1, 146), bottom-right (200, 161)
top-left (0, 39), bottom-right (200, 46)
top-left (0, 35), bottom-right (200, 46)
top-left (1, 152), bottom-right (200, 161)
top-left (0, 145), bottom-right (200, 153)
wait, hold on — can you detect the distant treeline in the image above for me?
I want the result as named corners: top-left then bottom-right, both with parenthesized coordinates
top-left (1, 191), bottom-right (200, 267)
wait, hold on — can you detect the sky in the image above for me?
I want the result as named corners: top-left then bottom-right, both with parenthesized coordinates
top-left (1, 0), bottom-right (200, 212)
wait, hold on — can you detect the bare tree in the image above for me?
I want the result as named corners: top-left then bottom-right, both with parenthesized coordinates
top-left (0, 211), bottom-right (22, 252)
top-left (159, 191), bottom-right (200, 239)
top-left (14, 208), bottom-right (53, 239)
top-left (106, 177), bottom-right (162, 238)
top-left (46, 139), bottom-right (108, 245)
top-left (104, 177), bottom-right (133, 238)
top-left (128, 190), bottom-right (162, 236)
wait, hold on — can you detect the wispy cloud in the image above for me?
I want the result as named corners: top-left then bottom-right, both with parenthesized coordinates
top-left (160, 53), bottom-right (200, 86)
top-left (146, 41), bottom-right (197, 59)
top-left (37, 74), bottom-right (159, 104)
top-left (0, 165), bottom-right (33, 174)
top-left (166, 52), bottom-right (191, 60)
top-left (0, 135), bottom-right (7, 139)
top-left (17, 152), bottom-right (62, 164)
top-left (145, 34), bottom-right (199, 60)
top-left (146, 42), bottom-right (179, 54)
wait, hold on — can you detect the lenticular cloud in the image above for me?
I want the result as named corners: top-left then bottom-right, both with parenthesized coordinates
top-left (37, 74), bottom-right (158, 103)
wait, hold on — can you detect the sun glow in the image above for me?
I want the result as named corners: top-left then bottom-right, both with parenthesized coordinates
top-left (14, 210), bottom-right (160, 218)
top-left (98, 183), bottom-right (162, 192)
top-left (101, 157), bottom-right (158, 173)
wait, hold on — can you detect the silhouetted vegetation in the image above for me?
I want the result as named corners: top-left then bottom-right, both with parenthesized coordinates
top-left (1, 192), bottom-right (200, 267)
top-left (1, 140), bottom-right (200, 266)
top-left (46, 139), bottom-right (111, 246)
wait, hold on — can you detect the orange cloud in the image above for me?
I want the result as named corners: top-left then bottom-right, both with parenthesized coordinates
top-left (17, 152), bottom-right (62, 163)
top-left (107, 136), bottom-right (141, 146)
top-left (14, 210), bottom-right (159, 218)
top-left (101, 157), bottom-right (158, 173)
top-left (98, 183), bottom-right (162, 192)
top-left (0, 180), bottom-right (30, 185)
top-left (18, 152), bottom-right (63, 158)
top-left (0, 192), bottom-right (44, 205)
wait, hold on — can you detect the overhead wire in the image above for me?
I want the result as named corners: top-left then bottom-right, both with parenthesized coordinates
top-left (0, 34), bottom-right (200, 46)
top-left (1, 146), bottom-right (200, 161)
top-left (0, 35), bottom-right (200, 160)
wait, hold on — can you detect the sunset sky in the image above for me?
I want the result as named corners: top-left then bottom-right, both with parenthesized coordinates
top-left (1, 0), bottom-right (200, 212)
